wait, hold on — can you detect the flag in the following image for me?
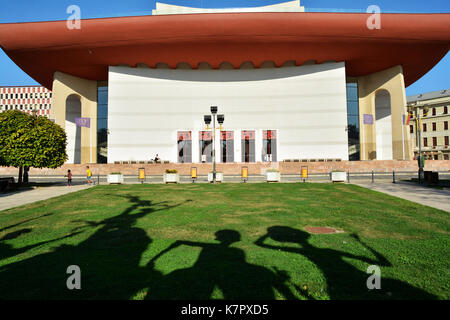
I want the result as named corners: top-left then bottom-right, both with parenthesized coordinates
top-left (75, 117), bottom-right (90, 128)
top-left (363, 114), bottom-right (373, 125)
top-left (403, 114), bottom-right (411, 125)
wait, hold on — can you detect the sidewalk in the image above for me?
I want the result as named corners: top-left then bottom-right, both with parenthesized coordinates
top-left (355, 181), bottom-right (450, 212)
top-left (0, 184), bottom-right (93, 212)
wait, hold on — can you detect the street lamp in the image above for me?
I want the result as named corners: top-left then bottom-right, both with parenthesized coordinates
top-left (204, 106), bottom-right (225, 184)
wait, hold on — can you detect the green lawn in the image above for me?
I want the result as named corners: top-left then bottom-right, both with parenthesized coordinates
top-left (0, 183), bottom-right (448, 300)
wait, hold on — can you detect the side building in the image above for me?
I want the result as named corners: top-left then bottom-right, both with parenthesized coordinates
top-left (0, 86), bottom-right (52, 118)
top-left (407, 89), bottom-right (450, 160)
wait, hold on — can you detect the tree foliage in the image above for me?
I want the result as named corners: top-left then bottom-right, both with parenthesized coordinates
top-left (0, 110), bottom-right (67, 169)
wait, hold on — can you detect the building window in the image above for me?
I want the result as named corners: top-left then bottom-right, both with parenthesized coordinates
top-left (423, 123), bottom-right (427, 132)
top-left (262, 130), bottom-right (277, 162)
top-left (432, 137), bottom-right (437, 147)
top-left (346, 82), bottom-right (360, 161)
top-left (241, 130), bottom-right (255, 163)
top-left (444, 154), bottom-right (449, 160)
top-left (444, 106), bottom-right (448, 114)
top-left (432, 108), bottom-right (436, 116)
top-left (410, 125), bottom-right (414, 134)
top-left (434, 154), bottom-right (438, 160)
top-left (220, 131), bottom-right (234, 163)
top-left (445, 121), bottom-right (448, 130)
top-left (178, 131), bottom-right (192, 163)
top-left (424, 138), bottom-right (428, 147)
top-left (445, 136), bottom-right (449, 146)
top-left (432, 122), bottom-right (436, 131)
top-left (199, 131), bottom-right (213, 163)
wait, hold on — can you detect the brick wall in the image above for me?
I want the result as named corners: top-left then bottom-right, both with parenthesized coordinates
top-left (1, 160), bottom-right (449, 176)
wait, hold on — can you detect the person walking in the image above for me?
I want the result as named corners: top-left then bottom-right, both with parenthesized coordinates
top-left (67, 170), bottom-right (72, 187)
top-left (86, 166), bottom-right (95, 185)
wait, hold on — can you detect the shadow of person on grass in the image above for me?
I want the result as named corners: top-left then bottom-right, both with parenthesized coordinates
top-left (0, 195), bottom-right (188, 299)
top-left (146, 229), bottom-right (297, 300)
top-left (255, 226), bottom-right (437, 300)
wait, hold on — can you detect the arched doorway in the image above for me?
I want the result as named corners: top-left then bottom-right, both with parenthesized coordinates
top-left (66, 95), bottom-right (82, 164)
top-left (375, 90), bottom-right (393, 160)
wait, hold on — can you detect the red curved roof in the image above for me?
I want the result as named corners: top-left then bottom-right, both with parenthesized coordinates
top-left (0, 12), bottom-right (449, 89)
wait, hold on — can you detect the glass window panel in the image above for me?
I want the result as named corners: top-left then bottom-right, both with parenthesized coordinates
top-left (262, 130), bottom-right (277, 162)
top-left (346, 83), bottom-right (358, 101)
top-left (98, 104), bottom-right (108, 119)
top-left (221, 131), bottom-right (234, 163)
top-left (98, 88), bottom-right (108, 105)
top-left (347, 101), bottom-right (359, 116)
top-left (241, 131), bottom-right (255, 163)
top-left (97, 118), bottom-right (108, 131)
top-left (199, 131), bottom-right (213, 163)
top-left (178, 131), bottom-right (192, 163)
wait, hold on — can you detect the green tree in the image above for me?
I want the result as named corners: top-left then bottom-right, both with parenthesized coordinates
top-left (0, 110), bottom-right (67, 183)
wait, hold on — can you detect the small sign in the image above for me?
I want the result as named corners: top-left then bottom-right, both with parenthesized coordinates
top-left (191, 167), bottom-right (197, 179)
top-left (301, 166), bottom-right (308, 179)
top-left (363, 114), bottom-right (374, 125)
top-left (242, 167), bottom-right (248, 179)
top-left (139, 168), bottom-right (145, 182)
top-left (75, 117), bottom-right (90, 128)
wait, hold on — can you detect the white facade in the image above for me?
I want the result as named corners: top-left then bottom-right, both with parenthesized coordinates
top-left (107, 62), bottom-right (348, 164)
top-left (152, 0), bottom-right (305, 15)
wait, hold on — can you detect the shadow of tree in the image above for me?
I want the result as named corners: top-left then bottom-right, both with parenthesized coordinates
top-left (255, 226), bottom-right (437, 300)
top-left (0, 195), bottom-right (187, 299)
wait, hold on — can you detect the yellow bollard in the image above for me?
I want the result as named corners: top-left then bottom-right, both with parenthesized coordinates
top-left (242, 167), bottom-right (248, 183)
top-left (191, 167), bottom-right (197, 183)
top-left (139, 168), bottom-right (145, 184)
top-left (301, 166), bottom-right (308, 182)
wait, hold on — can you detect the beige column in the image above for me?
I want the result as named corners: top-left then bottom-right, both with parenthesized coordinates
top-left (357, 65), bottom-right (413, 160)
top-left (50, 71), bottom-right (98, 164)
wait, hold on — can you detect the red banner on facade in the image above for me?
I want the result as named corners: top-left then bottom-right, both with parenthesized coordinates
top-left (241, 130), bottom-right (255, 140)
top-left (178, 131), bottom-right (192, 141)
top-left (221, 131), bottom-right (234, 140)
top-left (263, 130), bottom-right (277, 139)
top-left (199, 131), bottom-right (212, 141)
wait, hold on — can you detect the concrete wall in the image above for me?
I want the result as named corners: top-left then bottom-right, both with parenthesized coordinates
top-left (51, 72), bottom-right (98, 164)
top-left (108, 63), bottom-right (349, 164)
top-left (358, 65), bottom-right (412, 161)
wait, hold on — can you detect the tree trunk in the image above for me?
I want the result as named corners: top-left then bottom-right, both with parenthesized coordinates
top-left (18, 166), bottom-right (23, 184)
top-left (23, 167), bottom-right (29, 183)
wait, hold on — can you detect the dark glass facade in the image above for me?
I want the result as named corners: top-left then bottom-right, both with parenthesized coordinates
top-left (346, 83), bottom-right (360, 161)
top-left (97, 86), bottom-right (108, 163)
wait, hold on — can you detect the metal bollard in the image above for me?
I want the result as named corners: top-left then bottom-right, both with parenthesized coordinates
top-left (347, 171), bottom-right (350, 183)
top-left (393, 170), bottom-right (396, 184)
top-left (371, 170), bottom-right (374, 183)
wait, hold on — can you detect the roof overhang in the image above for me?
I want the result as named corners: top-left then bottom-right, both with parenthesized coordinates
top-left (0, 12), bottom-right (449, 89)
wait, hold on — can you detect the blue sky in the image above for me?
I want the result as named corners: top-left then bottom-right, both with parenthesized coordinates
top-left (0, 0), bottom-right (449, 95)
